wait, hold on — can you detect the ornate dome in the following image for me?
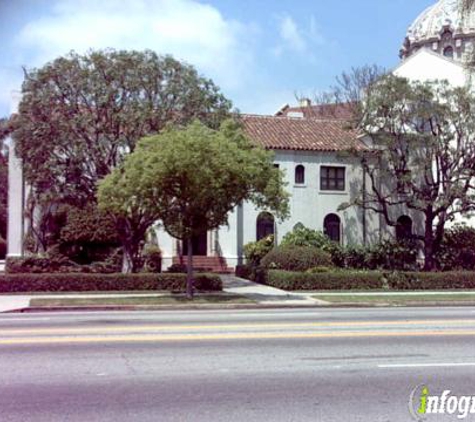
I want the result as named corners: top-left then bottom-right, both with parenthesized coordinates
top-left (400, 0), bottom-right (475, 61)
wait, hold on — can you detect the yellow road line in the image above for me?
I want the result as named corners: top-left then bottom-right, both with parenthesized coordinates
top-left (2, 319), bottom-right (475, 336)
top-left (1, 329), bottom-right (475, 345)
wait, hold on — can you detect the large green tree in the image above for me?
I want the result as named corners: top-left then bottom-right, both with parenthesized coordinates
top-left (98, 120), bottom-right (289, 294)
top-left (345, 75), bottom-right (475, 271)
top-left (10, 49), bottom-right (232, 254)
top-left (12, 49), bottom-right (231, 205)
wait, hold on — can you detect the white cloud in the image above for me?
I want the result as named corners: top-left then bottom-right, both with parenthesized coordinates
top-left (272, 14), bottom-right (325, 59)
top-left (279, 15), bottom-right (306, 54)
top-left (13, 0), bottom-right (256, 97)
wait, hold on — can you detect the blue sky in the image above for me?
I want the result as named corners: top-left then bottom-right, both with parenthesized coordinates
top-left (0, 0), bottom-right (434, 116)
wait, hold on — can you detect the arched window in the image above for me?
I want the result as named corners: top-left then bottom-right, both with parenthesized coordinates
top-left (295, 165), bottom-right (305, 184)
top-left (396, 215), bottom-right (413, 241)
top-left (443, 46), bottom-right (454, 58)
top-left (324, 214), bottom-right (341, 243)
top-left (256, 212), bottom-right (275, 241)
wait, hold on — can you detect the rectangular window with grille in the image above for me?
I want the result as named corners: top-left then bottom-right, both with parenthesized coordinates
top-left (320, 166), bottom-right (345, 191)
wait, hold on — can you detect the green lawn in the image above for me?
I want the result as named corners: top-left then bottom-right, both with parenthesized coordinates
top-left (29, 294), bottom-right (254, 307)
top-left (315, 293), bottom-right (475, 305)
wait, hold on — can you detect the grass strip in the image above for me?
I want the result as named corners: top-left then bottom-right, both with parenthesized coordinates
top-left (315, 293), bottom-right (475, 304)
top-left (30, 294), bottom-right (254, 307)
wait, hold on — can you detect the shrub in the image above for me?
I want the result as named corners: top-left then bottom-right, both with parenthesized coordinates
top-left (436, 225), bottom-right (475, 271)
top-left (0, 273), bottom-right (222, 293)
top-left (59, 204), bottom-right (120, 264)
top-left (6, 254), bottom-right (120, 274)
top-left (167, 263), bottom-right (187, 273)
top-left (142, 245), bottom-right (162, 273)
top-left (343, 245), bottom-right (370, 269)
top-left (385, 271), bottom-right (475, 290)
top-left (243, 235), bottom-right (275, 266)
top-left (265, 270), bottom-right (475, 291)
top-left (338, 239), bottom-right (419, 271)
top-left (280, 226), bottom-right (332, 249)
top-left (235, 264), bottom-right (253, 279)
top-left (0, 236), bottom-right (6, 259)
top-left (266, 270), bottom-right (383, 290)
top-left (261, 245), bottom-right (333, 272)
top-left (377, 239), bottom-right (419, 271)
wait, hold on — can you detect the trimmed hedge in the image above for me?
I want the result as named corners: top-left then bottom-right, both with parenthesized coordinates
top-left (386, 271), bottom-right (475, 290)
top-left (0, 273), bottom-right (222, 293)
top-left (261, 246), bottom-right (333, 272)
top-left (266, 270), bottom-right (475, 291)
top-left (267, 270), bottom-right (383, 290)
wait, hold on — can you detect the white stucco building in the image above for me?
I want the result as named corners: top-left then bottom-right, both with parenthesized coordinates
top-left (6, 0), bottom-right (475, 271)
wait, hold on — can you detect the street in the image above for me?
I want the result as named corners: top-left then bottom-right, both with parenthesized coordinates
top-left (1, 308), bottom-right (475, 421)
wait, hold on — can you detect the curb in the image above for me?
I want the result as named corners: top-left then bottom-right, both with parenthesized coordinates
top-left (5, 303), bottom-right (322, 313)
top-left (6, 301), bottom-right (475, 313)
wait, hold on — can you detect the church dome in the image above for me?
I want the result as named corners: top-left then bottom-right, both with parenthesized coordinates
top-left (400, 0), bottom-right (475, 61)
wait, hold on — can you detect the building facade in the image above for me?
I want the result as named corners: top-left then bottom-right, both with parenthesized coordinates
top-left (6, 0), bottom-right (475, 271)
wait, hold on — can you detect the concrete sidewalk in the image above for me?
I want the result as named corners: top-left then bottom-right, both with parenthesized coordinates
top-left (0, 293), bottom-right (171, 313)
top-left (220, 275), bottom-right (325, 306)
top-left (0, 277), bottom-right (325, 312)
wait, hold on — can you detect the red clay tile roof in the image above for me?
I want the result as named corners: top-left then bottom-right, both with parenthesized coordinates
top-left (240, 114), bottom-right (366, 152)
top-left (276, 103), bottom-right (355, 121)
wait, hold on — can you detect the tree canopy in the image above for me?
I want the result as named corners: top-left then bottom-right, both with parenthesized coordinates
top-left (98, 120), bottom-right (289, 293)
top-left (12, 49), bottom-right (232, 205)
top-left (346, 75), bottom-right (475, 270)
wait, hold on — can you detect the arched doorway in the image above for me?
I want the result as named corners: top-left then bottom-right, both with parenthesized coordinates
top-left (324, 214), bottom-right (341, 243)
top-left (256, 212), bottom-right (275, 241)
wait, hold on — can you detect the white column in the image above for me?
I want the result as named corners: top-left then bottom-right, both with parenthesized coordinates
top-left (7, 93), bottom-right (24, 257)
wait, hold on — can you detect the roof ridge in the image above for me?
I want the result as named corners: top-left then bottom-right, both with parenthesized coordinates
top-left (239, 113), bottom-right (348, 124)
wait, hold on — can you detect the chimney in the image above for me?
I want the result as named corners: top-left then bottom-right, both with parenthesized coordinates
top-left (299, 98), bottom-right (311, 108)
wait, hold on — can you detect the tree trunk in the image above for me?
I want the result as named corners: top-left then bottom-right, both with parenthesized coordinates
top-left (423, 212), bottom-right (435, 272)
top-left (122, 245), bottom-right (135, 274)
top-left (186, 237), bottom-right (194, 299)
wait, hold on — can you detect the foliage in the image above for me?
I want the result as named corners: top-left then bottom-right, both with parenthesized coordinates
top-left (261, 246), bottom-right (333, 272)
top-left (142, 245), bottom-right (162, 273)
top-left (436, 225), bottom-right (475, 271)
top-left (5, 254), bottom-right (121, 274)
top-left (243, 235), bottom-right (275, 266)
top-left (58, 204), bottom-right (120, 264)
top-left (342, 75), bottom-right (475, 270)
top-left (60, 204), bottom-right (119, 245)
top-left (167, 264), bottom-right (188, 273)
top-left (97, 148), bottom-right (162, 273)
top-left (99, 119), bottom-right (289, 296)
top-left (12, 49), bottom-right (232, 206)
top-left (266, 270), bottom-right (384, 290)
top-left (385, 271), bottom-right (475, 290)
top-left (266, 269), bottom-right (475, 291)
top-left (341, 239), bottom-right (419, 271)
top-left (280, 226), bottom-right (332, 249)
top-left (0, 273), bottom-right (222, 293)
top-left (235, 264), bottom-right (253, 280)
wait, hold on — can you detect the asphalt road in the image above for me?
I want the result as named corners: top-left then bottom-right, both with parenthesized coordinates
top-left (1, 307), bottom-right (475, 422)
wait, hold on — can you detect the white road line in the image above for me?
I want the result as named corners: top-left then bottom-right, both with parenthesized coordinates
top-left (378, 362), bottom-right (475, 369)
